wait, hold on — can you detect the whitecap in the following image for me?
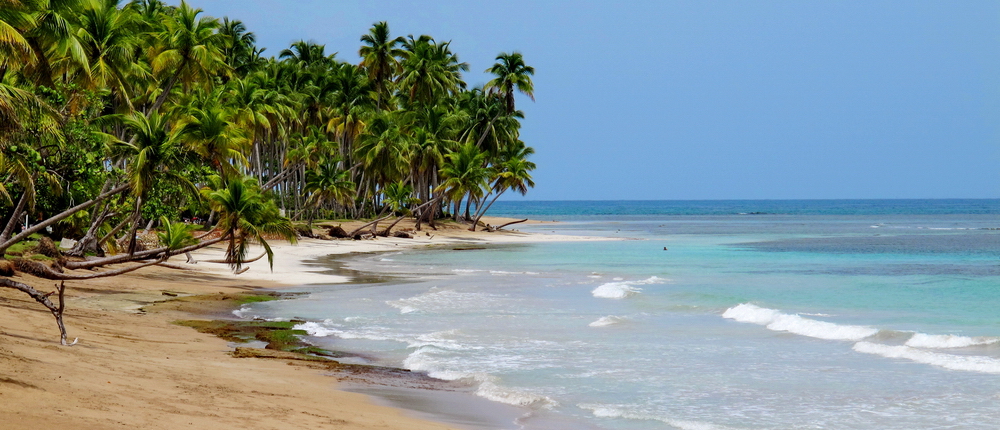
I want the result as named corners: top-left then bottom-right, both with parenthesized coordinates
top-left (905, 333), bottom-right (1000, 349)
top-left (591, 276), bottom-right (666, 299)
top-left (853, 342), bottom-right (1000, 374)
top-left (294, 321), bottom-right (340, 337)
top-left (589, 316), bottom-right (626, 327)
top-left (722, 303), bottom-right (877, 341)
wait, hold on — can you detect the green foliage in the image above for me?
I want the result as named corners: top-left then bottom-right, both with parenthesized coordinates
top-left (1, 1), bottom-right (537, 256)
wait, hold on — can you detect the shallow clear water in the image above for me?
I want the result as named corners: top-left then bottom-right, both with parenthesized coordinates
top-left (238, 201), bottom-right (1000, 430)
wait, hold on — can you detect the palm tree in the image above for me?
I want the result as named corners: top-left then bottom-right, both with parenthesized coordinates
top-left (326, 64), bottom-right (373, 171)
top-left (118, 110), bottom-right (193, 253)
top-left (437, 143), bottom-right (489, 221)
top-left (359, 21), bottom-right (404, 110)
top-left (470, 144), bottom-right (536, 231)
top-left (303, 160), bottom-right (355, 228)
top-left (204, 175), bottom-right (297, 271)
top-left (149, 0), bottom-right (228, 112)
top-left (398, 35), bottom-right (468, 107)
top-left (179, 103), bottom-right (249, 177)
top-left (19, 0), bottom-right (90, 87)
top-left (219, 17), bottom-right (261, 76)
top-left (485, 51), bottom-right (535, 114)
top-left (75, 0), bottom-right (145, 112)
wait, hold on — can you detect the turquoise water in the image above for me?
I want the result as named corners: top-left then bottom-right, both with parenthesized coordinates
top-left (239, 201), bottom-right (1000, 430)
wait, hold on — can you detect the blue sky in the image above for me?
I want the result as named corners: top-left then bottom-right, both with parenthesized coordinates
top-left (196, 0), bottom-right (1000, 200)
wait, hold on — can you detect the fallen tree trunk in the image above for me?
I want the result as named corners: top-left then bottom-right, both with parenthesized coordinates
top-left (378, 215), bottom-right (407, 237)
top-left (0, 183), bottom-right (130, 256)
top-left (347, 216), bottom-right (393, 238)
top-left (14, 256), bottom-right (168, 281)
top-left (492, 218), bottom-right (528, 231)
top-left (63, 235), bottom-right (224, 270)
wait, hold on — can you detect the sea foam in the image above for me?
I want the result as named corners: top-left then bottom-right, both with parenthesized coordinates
top-left (589, 316), bottom-right (627, 327)
top-left (591, 276), bottom-right (666, 299)
top-left (905, 333), bottom-right (1000, 349)
top-left (853, 342), bottom-right (1000, 374)
top-left (579, 404), bottom-right (740, 430)
top-left (403, 345), bottom-right (555, 408)
top-left (722, 303), bottom-right (878, 341)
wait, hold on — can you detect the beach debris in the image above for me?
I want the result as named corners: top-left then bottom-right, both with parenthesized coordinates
top-left (294, 224), bottom-right (316, 239)
top-left (392, 231), bottom-right (412, 239)
top-left (35, 237), bottom-right (62, 258)
top-left (489, 218), bottom-right (528, 232)
top-left (327, 225), bottom-right (350, 238)
top-left (0, 260), bottom-right (14, 276)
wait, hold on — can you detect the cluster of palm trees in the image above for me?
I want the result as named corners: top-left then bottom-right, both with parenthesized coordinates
top-left (0, 0), bottom-right (537, 264)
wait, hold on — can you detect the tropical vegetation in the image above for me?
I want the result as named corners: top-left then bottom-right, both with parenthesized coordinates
top-left (0, 0), bottom-right (536, 344)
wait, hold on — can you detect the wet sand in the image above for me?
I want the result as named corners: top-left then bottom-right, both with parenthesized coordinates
top-left (0, 217), bottom-right (605, 430)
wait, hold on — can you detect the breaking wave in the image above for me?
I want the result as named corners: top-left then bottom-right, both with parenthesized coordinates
top-left (905, 333), bottom-right (1000, 349)
top-left (589, 315), bottom-right (627, 327)
top-left (591, 276), bottom-right (666, 299)
top-left (722, 303), bottom-right (878, 341)
top-left (853, 342), bottom-right (1000, 374)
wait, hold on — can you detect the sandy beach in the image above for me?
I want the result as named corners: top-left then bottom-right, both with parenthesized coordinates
top-left (0, 217), bottom-right (602, 430)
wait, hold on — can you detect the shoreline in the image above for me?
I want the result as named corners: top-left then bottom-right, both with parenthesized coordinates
top-left (0, 218), bottom-right (607, 430)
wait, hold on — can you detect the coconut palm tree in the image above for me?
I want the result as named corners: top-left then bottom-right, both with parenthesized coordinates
top-left (359, 21), bottom-right (404, 110)
top-left (179, 103), bottom-right (249, 177)
top-left (303, 159), bottom-right (355, 228)
top-left (437, 142), bottom-right (489, 221)
top-left (75, 0), bottom-right (145, 112)
top-left (149, 0), bottom-right (228, 112)
top-left (470, 143), bottom-right (535, 231)
top-left (485, 51), bottom-right (534, 114)
top-left (204, 175), bottom-right (297, 271)
top-left (398, 35), bottom-right (468, 107)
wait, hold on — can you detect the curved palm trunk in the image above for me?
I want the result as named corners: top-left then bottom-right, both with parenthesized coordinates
top-left (378, 215), bottom-right (407, 236)
top-left (0, 190), bottom-right (29, 244)
top-left (470, 189), bottom-right (506, 232)
top-left (0, 184), bottom-right (130, 256)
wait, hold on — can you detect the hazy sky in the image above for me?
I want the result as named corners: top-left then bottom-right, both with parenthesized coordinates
top-left (195, 0), bottom-right (1000, 200)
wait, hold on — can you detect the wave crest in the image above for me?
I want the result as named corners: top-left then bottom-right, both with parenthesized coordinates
top-left (591, 276), bottom-right (666, 299)
top-left (905, 333), bottom-right (1000, 349)
top-left (722, 303), bottom-right (877, 341)
top-left (853, 342), bottom-right (1000, 374)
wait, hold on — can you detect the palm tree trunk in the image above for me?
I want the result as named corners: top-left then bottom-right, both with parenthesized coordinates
top-left (0, 184), bottom-right (130, 256)
top-left (150, 67), bottom-right (182, 113)
top-left (470, 189), bottom-right (507, 231)
top-left (0, 190), bottom-right (29, 244)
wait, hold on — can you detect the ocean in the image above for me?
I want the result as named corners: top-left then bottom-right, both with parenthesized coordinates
top-left (235, 200), bottom-right (1000, 430)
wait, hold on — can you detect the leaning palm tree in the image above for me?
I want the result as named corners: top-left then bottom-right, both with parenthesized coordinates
top-left (469, 144), bottom-right (536, 231)
top-left (204, 175), bottom-right (297, 271)
top-left (117, 110), bottom-right (193, 254)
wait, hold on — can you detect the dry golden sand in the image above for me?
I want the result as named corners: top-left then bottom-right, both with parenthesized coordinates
top-left (0, 218), bottom-right (603, 430)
